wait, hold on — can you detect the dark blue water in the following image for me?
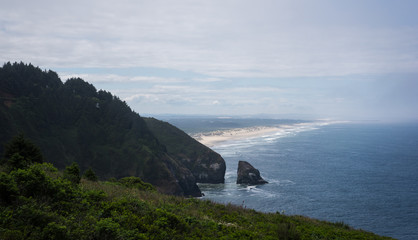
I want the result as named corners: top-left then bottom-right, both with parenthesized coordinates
top-left (198, 123), bottom-right (418, 240)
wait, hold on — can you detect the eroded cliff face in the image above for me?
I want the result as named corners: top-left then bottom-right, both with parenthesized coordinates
top-left (144, 118), bottom-right (226, 185)
top-left (176, 150), bottom-right (226, 184)
top-left (159, 153), bottom-right (202, 197)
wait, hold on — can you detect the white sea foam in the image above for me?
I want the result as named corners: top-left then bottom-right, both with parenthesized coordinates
top-left (209, 121), bottom-right (331, 148)
top-left (246, 185), bottom-right (257, 191)
top-left (247, 187), bottom-right (278, 198)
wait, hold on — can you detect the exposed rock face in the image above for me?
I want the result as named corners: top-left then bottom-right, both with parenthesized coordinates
top-left (180, 149), bottom-right (226, 184)
top-left (236, 161), bottom-right (268, 185)
top-left (144, 118), bottom-right (226, 184)
top-left (159, 154), bottom-right (202, 197)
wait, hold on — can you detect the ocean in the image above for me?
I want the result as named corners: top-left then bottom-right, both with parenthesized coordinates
top-left (167, 119), bottom-right (418, 240)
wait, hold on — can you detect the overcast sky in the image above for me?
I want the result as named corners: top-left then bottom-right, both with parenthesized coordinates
top-left (1, 0), bottom-right (418, 121)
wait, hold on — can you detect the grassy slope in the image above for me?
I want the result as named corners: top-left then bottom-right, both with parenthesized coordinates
top-left (0, 163), bottom-right (393, 240)
top-left (83, 181), bottom-right (394, 240)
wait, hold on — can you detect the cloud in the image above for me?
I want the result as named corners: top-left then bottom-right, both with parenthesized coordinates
top-left (2, 0), bottom-right (418, 78)
top-left (59, 73), bottom-right (185, 84)
top-left (1, 0), bottom-right (418, 120)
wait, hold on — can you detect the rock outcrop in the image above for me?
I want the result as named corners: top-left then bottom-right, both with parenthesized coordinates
top-left (236, 161), bottom-right (268, 185)
top-left (158, 154), bottom-right (202, 197)
top-left (144, 117), bottom-right (226, 184)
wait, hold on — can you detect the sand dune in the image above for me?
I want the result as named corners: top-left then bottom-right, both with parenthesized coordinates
top-left (192, 126), bottom-right (280, 147)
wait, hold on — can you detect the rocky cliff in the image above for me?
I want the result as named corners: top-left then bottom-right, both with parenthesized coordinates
top-left (144, 117), bottom-right (226, 184)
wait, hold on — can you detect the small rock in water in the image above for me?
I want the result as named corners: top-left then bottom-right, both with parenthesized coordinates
top-left (236, 161), bottom-right (268, 185)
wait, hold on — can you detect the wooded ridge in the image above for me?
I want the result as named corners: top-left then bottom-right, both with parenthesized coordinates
top-left (0, 62), bottom-right (225, 197)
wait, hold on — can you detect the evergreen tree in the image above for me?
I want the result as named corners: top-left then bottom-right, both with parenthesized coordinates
top-left (83, 168), bottom-right (98, 181)
top-left (2, 134), bottom-right (43, 169)
top-left (64, 162), bottom-right (80, 184)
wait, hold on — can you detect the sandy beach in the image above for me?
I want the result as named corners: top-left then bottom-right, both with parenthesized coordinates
top-left (192, 126), bottom-right (281, 147)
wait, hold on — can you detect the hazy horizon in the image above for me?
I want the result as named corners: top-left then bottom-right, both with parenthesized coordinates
top-left (1, 0), bottom-right (418, 122)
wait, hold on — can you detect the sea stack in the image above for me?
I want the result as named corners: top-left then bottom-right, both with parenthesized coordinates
top-left (236, 161), bottom-right (268, 185)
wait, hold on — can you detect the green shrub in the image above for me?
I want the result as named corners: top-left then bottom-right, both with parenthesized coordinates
top-left (11, 163), bottom-right (53, 198)
top-left (95, 218), bottom-right (120, 240)
top-left (42, 222), bottom-right (68, 240)
top-left (0, 229), bottom-right (25, 240)
top-left (64, 162), bottom-right (80, 184)
top-left (0, 172), bottom-right (19, 204)
top-left (277, 222), bottom-right (300, 240)
top-left (153, 208), bottom-right (187, 232)
top-left (83, 168), bottom-right (98, 181)
top-left (118, 176), bottom-right (156, 191)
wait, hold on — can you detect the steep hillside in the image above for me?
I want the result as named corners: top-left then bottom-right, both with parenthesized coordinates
top-left (144, 118), bottom-right (225, 183)
top-left (0, 62), bottom-right (225, 197)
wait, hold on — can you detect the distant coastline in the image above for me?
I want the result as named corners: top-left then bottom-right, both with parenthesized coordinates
top-left (192, 121), bottom-right (348, 147)
top-left (192, 126), bottom-right (281, 147)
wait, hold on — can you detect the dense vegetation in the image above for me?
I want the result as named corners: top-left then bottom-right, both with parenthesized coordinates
top-left (0, 135), bottom-right (392, 239)
top-left (0, 62), bottom-right (226, 196)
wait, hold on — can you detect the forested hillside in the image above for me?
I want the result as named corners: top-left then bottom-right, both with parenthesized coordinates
top-left (0, 62), bottom-right (225, 196)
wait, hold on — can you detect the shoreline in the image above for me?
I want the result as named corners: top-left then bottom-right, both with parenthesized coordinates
top-left (192, 121), bottom-right (347, 147)
top-left (192, 126), bottom-right (281, 147)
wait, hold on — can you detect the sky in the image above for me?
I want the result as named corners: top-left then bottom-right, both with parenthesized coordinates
top-left (1, 0), bottom-right (418, 121)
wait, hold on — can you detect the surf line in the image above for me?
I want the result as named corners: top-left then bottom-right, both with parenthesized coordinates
top-left (192, 121), bottom-right (346, 148)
